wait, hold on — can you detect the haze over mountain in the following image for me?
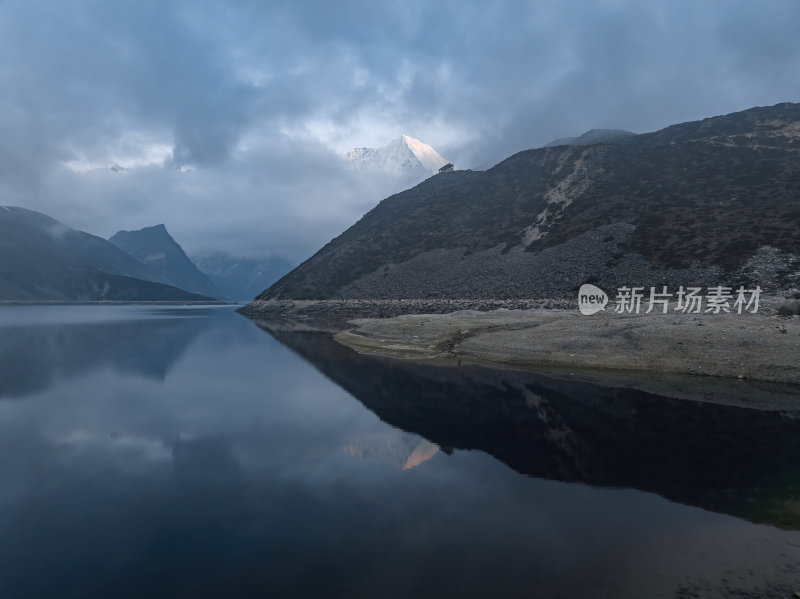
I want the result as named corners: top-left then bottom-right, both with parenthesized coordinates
top-left (192, 253), bottom-right (293, 302)
top-left (343, 135), bottom-right (450, 189)
top-left (0, 207), bottom-right (213, 301)
top-left (257, 103), bottom-right (800, 302)
top-left (109, 225), bottom-right (223, 299)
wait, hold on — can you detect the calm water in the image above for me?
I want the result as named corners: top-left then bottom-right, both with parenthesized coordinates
top-left (0, 305), bottom-right (798, 598)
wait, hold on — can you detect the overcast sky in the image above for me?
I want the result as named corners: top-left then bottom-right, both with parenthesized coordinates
top-left (1, 0), bottom-right (798, 262)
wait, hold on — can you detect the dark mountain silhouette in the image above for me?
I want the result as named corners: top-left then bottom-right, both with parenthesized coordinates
top-left (0, 207), bottom-right (213, 301)
top-left (109, 225), bottom-right (223, 299)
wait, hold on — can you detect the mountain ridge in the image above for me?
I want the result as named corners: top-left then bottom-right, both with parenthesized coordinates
top-left (256, 102), bottom-right (800, 302)
top-left (543, 128), bottom-right (636, 148)
top-left (109, 225), bottom-right (223, 299)
top-left (0, 207), bottom-right (214, 301)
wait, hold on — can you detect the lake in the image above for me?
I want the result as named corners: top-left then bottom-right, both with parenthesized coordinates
top-left (0, 305), bottom-right (798, 598)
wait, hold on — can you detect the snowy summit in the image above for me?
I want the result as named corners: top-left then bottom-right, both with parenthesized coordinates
top-left (342, 135), bottom-right (451, 185)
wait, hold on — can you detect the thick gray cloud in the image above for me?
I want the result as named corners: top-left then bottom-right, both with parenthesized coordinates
top-left (1, 0), bottom-right (798, 262)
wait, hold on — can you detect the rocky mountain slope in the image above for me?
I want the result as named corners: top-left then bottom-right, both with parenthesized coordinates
top-left (192, 252), bottom-right (292, 302)
top-left (109, 225), bottom-right (223, 299)
top-left (0, 207), bottom-right (213, 301)
top-left (257, 102), bottom-right (800, 301)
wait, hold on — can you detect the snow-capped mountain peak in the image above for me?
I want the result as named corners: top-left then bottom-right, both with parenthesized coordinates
top-left (398, 134), bottom-right (449, 172)
top-left (342, 134), bottom-right (450, 181)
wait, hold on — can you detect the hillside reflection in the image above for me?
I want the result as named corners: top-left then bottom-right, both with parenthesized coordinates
top-left (254, 320), bottom-right (800, 530)
top-left (0, 308), bottom-right (213, 398)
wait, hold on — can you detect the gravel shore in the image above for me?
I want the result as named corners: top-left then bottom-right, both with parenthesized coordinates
top-left (334, 306), bottom-right (800, 385)
top-left (238, 298), bottom-right (573, 320)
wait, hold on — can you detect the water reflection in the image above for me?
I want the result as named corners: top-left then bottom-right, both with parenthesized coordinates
top-left (0, 306), bottom-right (797, 598)
top-left (0, 306), bottom-right (216, 398)
top-left (345, 429), bottom-right (440, 470)
top-left (256, 320), bottom-right (800, 530)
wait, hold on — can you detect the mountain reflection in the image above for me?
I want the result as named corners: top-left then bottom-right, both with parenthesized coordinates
top-left (254, 319), bottom-right (800, 530)
top-left (345, 429), bottom-right (440, 471)
top-left (0, 309), bottom-right (212, 398)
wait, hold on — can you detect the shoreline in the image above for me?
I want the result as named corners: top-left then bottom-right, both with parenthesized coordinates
top-left (0, 300), bottom-right (233, 306)
top-left (327, 306), bottom-right (800, 386)
top-left (239, 298), bottom-right (588, 319)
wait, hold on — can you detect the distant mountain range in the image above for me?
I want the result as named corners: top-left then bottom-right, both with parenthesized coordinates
top-left (108, 225), bottom-right (293, 302)
top-left (0, 207), bottom-right (213, 301)
top-left (0, 206), bottom-right (292, 302)
top-left (343, 134), bottom-right (450, 187)
top-left (109, 225), bottom-right (223, 299)
top-left (193, 253), bottom-right (292, 302)
top-left (257, 102), bottom-right (800, 301)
